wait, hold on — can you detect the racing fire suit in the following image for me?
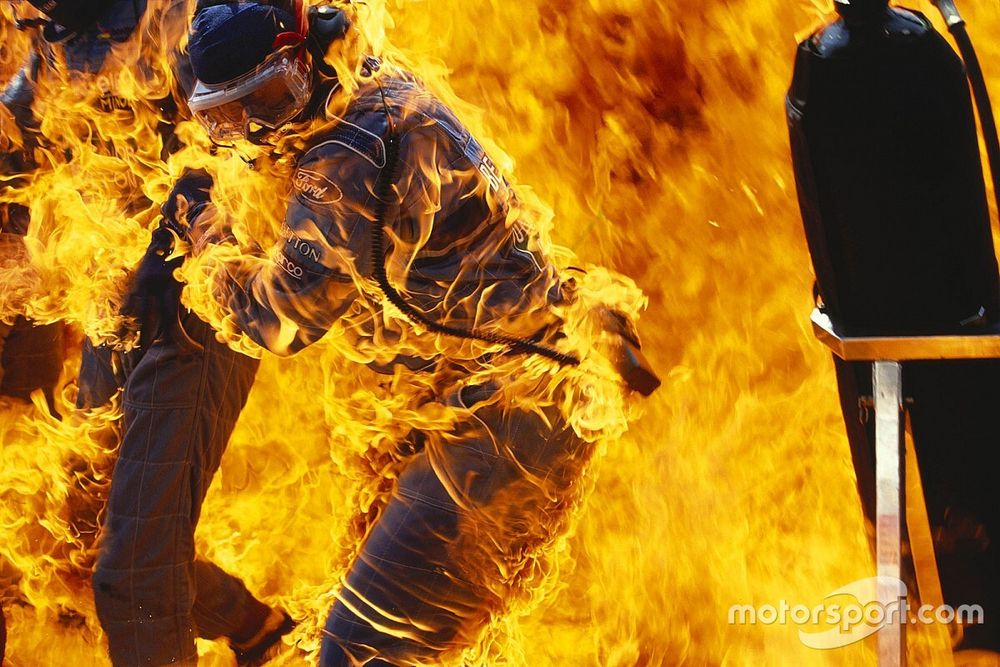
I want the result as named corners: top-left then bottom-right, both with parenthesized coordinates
top-left (1, 3), bottom-right (269, 664)
top-left (1, 0), bottom-right (179, 405)
top-left (189, 66), bottom-right (621, 665)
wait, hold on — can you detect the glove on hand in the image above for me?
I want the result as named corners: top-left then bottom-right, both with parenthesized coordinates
top-left (121, 225), bottom-right (184, 349)
top-left (120, 169), bottom-right (214, 348)
top-left (160, 167), bottom-right (214, 239)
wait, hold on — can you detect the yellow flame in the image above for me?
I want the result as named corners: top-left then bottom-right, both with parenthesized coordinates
top-left (4, 0), bottom-right (998, 664)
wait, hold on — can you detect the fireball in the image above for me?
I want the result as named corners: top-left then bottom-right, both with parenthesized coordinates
top-left (4, 0), bottom-right (996, 665)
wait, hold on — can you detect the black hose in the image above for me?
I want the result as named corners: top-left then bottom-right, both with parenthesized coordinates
top-left (14, 17), bottom-right (48, 30)
top-left (932, 0), bottom-right (1000, 218)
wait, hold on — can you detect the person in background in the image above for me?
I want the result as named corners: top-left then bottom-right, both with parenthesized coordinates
top-left (1, 2), bottom-right (288, 664)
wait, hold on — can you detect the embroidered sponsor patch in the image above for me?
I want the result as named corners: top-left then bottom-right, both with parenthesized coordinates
top-left (293, 168), bottom-right (343, 205)
top-left (285, 234), bottom-right (323, 264)
top-left (465, 136), bottom-right (502, 193)
top-left (95, 74), bottom-right (132, 113)
top-left (276, 251), bottom-right (306, 280)
top-left (312, 116), bottom-right (387, 168)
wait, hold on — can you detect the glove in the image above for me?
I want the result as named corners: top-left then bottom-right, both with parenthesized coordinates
top-left (120, 224), bottom-right (185, 349)
top-left (159, 167), bottom-right (214, 239)
top-left (120, 168), bottom-right (213, 349)
top-left (598, 307), bottom-right (662, 397)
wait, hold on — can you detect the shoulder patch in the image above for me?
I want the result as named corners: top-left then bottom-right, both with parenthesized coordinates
top-left (294, 168), bottom-right (344, 205)
top-left (312, 115), bottom-right (387, 168)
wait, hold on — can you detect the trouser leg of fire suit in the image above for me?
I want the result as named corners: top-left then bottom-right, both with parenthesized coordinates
top-left (77, 339), bottom-right (128, 411)
top-left (319, 381), bottom-right (592, 666)
top-left (0, 317), bottom-right (64, 415)
top-left (0, 232), bottom-right (64, 415)
top-left (92, 311), bottom-right (267, 666)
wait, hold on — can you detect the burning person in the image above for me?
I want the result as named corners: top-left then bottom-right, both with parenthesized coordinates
top-left (1, 1), bottom-right (290, 664)
top-left (0, 0), bottom-right (177, 653)
top-left (134, 1), bottom-right (660, 664)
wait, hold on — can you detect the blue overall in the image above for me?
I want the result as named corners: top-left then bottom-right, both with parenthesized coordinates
top-left (202, 69), bottom-right (598, 665)
top-left (1, 2), bottom-right (268, 664)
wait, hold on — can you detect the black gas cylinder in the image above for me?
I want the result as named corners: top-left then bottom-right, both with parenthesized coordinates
top-left (787, 2), bottom-right (1000, 334)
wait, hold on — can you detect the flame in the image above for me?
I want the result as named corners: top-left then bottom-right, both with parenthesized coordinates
top-left (3, 0), bottom-right (998, 664)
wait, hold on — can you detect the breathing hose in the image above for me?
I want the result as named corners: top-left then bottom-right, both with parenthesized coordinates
top-left (371, 85), bottom-right (580, 367)
top-left (932, 0), bottom-right (1000, 218)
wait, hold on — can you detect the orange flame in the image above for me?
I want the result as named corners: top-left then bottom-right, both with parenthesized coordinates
top-left (4, 0), bottom-right (998, 664)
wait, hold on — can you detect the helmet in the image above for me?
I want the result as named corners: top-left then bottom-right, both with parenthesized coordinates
top-left (27, 0), bottom-right (118, 35)
top-left (187, 1), bottom-right (313, 144)
top-left (834, 0), bottom-right (890, 21)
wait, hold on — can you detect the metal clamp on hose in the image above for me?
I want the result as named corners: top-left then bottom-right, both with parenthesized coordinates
top-left (931, 0), bottom-right (965, 28)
